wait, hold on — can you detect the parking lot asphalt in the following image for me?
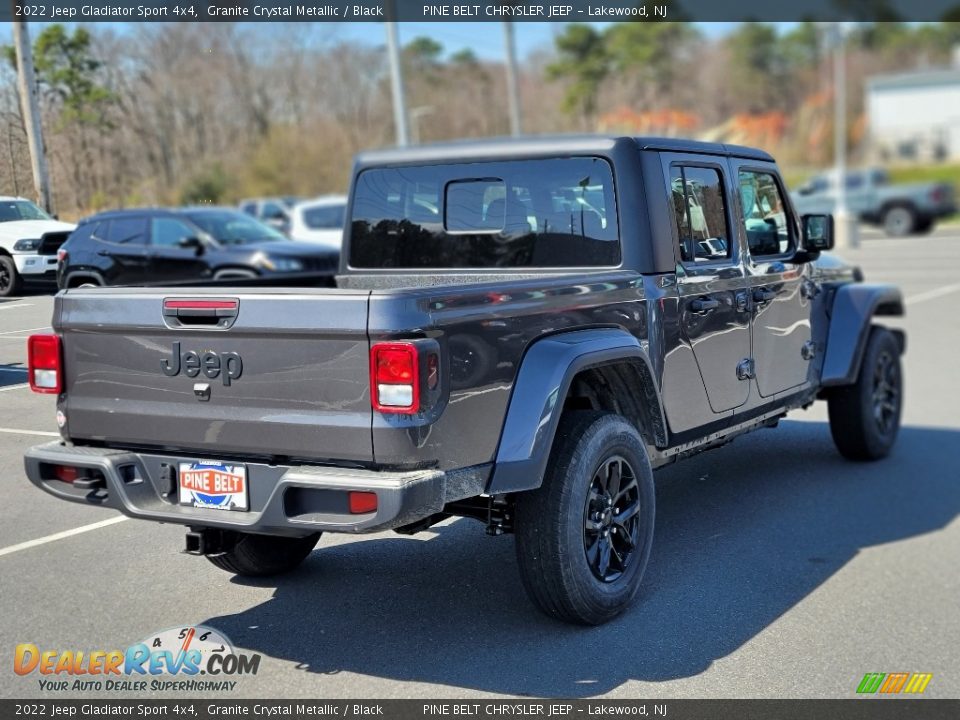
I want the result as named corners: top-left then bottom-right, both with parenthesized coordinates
top-left (1, 228), bottom-right (958, 700)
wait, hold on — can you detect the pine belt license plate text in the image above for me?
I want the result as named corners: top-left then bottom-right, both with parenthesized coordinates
top-left (179, 461), bottom-right (248, 511)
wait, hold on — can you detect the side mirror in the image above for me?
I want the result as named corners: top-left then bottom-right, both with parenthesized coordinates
top-left (790, 214), bottom-right (834, 264)
top-left (802, 214), bottom-right (834, 251)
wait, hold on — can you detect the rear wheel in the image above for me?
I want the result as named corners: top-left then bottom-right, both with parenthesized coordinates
top-left (882, 205), bottom-right (917, 237)
top-left (206, 532), bottom-right (321, 577)
top-left (0, 256), bottom-right (23, 297)
top-left (827, 327), bottom-right (903, 461)
top-left (515, 411), bottom-right (655, 625)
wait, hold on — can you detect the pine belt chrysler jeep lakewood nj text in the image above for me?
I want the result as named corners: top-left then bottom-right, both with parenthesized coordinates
top-left (24, 137), bottom-right (905, 625)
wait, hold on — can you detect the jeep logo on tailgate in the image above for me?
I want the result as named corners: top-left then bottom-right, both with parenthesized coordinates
top-left (161, 341), bottom-right (243, 386)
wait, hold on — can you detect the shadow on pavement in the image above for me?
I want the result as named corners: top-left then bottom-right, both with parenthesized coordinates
top-left (202, 421), bottom-right (960, 696)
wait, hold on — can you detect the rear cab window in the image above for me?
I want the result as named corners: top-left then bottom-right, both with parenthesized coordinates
top-left (348, 157), bottom-right (620, 269)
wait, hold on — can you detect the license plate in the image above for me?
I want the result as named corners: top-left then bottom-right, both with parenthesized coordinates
top-left (178, 461), bottom-right (248, 511)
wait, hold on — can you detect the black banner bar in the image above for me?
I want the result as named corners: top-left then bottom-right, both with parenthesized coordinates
top-left (3, 700), bottom-right (960, 720)
top-left (3, 0), bottom-right (960, 23)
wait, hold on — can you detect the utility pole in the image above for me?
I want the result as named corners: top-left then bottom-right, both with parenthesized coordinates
top-left (503, 21), bottom-right (523, 137)
top-left (384, 16), bottom-right (409, 147)
top-left (832, 22), bottom-right (858, 249)
top-left (6, 127), bottom-right (20, 196)
top-left (12, 19), bottom-right (52, 212)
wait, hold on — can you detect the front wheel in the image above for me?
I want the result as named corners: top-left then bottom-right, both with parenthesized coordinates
top-left (206, 532), bottom-right (321, 577)
top-left (515, 411), bottom-right (655, 625)
top-left (0, 256), bottom-right (23, 297)
top-left (827, 327), bottom-right (903, 461)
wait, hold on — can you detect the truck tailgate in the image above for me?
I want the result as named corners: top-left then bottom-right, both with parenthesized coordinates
top-left (55, 288), bottom-right (373, 462)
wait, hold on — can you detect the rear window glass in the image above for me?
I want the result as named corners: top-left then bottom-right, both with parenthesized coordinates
top-left (349, 157), bottom-right (620, 269)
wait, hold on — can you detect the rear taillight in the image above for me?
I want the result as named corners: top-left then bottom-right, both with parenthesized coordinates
top-left (27, 334), bottom-right (62, 394)
top-left (930, 186), bottom-right (946, 204)
top-left (370, 342), bottom-right (419, 413)
top-left (57, 248), bottom-right (68, 263)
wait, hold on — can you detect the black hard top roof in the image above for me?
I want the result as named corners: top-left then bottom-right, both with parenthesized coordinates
top-left (355, 135), bottom-right (775, 167)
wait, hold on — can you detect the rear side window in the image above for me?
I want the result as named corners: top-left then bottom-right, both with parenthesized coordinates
top-left (349, 157), bottom-right (619, 269)
top-left (670, 166), bottom-right (731, 263)
top-left (102, 218), bottom-right (148, 245)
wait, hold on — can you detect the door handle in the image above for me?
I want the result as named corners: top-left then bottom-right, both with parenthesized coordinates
top-left (690, 297), bottom-right (720, 313)
top-left (753, 288), bottom-right (777, 303)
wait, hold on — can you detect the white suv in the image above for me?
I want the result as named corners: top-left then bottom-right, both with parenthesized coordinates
top-left (0, 197), bottom-right (75, 296)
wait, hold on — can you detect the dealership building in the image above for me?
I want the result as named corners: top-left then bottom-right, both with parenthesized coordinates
top-left (866, 49), bottom-right (960, 163)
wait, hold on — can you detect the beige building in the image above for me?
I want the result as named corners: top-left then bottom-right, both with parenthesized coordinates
top-left (866, 53), bottom-right (960, 163)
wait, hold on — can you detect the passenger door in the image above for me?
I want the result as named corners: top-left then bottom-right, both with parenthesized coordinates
top-left (665, 157), bottom-right (752, 414)
top-left (733, 163), bottom-right (814, 397)
top-left (94, 217), bottom-right (149, 285)
top-left (147, 217), bottom-right (212, 284)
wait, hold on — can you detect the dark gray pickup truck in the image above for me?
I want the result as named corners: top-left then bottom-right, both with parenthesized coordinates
top-left (24, 137), bottom-right (906, 625)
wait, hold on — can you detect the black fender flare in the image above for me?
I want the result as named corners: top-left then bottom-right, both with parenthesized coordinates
top-left (487, 328), bottom-right (666, 495)
top-left (820, 283), bottom-right (905, 387)
top-left (63, 270), bottom-right (105, 289)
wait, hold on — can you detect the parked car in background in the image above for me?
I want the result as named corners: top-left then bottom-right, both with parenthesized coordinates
top-left (57, 207), bottom-right (338, 289)
top-left (792, 167), bottom-right (956, 236)
top-left (0, 197), bottom-right (75, 297)
top-left (288, 195), bottom-right (347, 248)
top-left (238, 196), bottom-right (301, 235)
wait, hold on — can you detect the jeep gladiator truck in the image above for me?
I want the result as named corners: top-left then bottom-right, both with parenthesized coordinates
top-left (24, 137), bottom-right (906, 625)
top-left (792, 167), bottom-right (956, 236)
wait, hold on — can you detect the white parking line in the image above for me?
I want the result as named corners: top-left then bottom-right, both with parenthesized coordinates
top-left (0, 516), bottom-right (128, 559)
top-left (0, 326), bottom-right (49, 335)
top-left (905, 283), bottom-right (960, 306)
top-left (0, 383), bottom-right (29, 392)
top-left (0, 427), bottom-right (59, 437)
top-left (0, 303), bottom-right (34, 311)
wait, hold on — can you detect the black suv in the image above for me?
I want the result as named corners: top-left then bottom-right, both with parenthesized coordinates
top-left (57, 207), bottom-right (338, 288)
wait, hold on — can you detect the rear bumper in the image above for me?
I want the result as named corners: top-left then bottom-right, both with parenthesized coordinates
top-left (24, 442), bottom-right (460, 536)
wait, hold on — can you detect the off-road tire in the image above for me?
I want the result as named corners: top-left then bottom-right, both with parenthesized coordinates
top-left (827, 327), bottom-right (903, 461)
top-left (206, 532), bottom-right (321, 577)
top-left (0, 256), bottom-right (23, 298)
top-left (515, 411), bottom-right (655, 625)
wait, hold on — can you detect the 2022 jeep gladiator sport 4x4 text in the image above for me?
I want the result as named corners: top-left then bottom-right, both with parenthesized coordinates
top-left (24, 137), bottom-right (905, 625)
